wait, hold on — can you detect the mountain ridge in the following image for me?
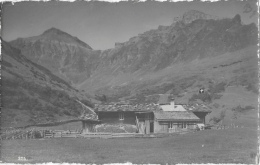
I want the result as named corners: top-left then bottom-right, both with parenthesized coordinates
top-left (76, 13), bottom-right (257, 92)
top-left (8, 11), bottom-right (258, 100)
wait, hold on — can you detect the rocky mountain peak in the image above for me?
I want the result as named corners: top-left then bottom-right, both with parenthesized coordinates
top-left (41, 27), bottom-right (92, 50)
top-left (42, 27), bottom-right (66, 36)
top-left (173, 10), bottom-right (219, 24)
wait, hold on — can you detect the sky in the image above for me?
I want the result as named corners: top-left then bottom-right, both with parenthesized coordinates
top-left (2, 0), bottom-right (258, 50)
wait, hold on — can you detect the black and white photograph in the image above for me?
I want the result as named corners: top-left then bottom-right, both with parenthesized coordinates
top-left (0, 0), bottom-right (259, 164)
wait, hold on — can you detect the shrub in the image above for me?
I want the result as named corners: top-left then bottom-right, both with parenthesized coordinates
top-left (95, 94), bottom-right (108, 102)
top-left (209, 110), bottom-right (226, 124)
top-left (209, 116), bottom-right (221, 124)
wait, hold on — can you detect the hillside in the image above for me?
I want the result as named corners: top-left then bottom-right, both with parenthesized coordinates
top-left (1, 41), bottom-right (94, 128)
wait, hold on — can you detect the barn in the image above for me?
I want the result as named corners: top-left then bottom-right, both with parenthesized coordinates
top-left (22, 119), bottom-right (101, 133)
top-left (94, 104), bottom-right (157, 133)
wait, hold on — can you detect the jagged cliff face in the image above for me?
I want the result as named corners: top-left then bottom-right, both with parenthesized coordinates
top-left (94, 14), bottom-right (256, 72)
top-left (180, 10), bottom-right (219, 24)
top-left (10, 28), bottom-right (101, 85)
top-left (9, 12), bottom-right (258, 99)
top-left (77, 13), bottom-right (257, 93)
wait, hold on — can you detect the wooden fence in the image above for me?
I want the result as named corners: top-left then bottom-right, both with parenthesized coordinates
top-left (0, 129), bottom-right (82, 140)
top-left (1, 124), bottom-right (239, 140)
top-left (0, 129), bottom-right (161, 139)
top-left (0, 129), bottom-right (39, 140)
top-left (42, 130), bottom-right (82, 138)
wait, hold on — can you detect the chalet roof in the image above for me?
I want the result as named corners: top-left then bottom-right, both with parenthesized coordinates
top-left (154, 111), bottom-right (200, 121)
top-left (94, 103), bottom-right (160, 112)
top-left (183, 103), bottom-right (212, 113)
top-left (160, 104), bottom-right (186, 112)
top-left (94, 102), bottom-right (211, 113)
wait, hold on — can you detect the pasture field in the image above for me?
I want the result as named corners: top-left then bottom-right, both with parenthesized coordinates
top-left (1, 127), bottom-right (257, 164)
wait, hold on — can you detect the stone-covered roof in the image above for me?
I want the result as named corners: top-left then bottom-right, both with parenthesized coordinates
top-left (94, 103), bottom-right (160, 112)
top-left (160, 104), bottom-right (186, 112)
top-left (94, 102), bottom-right (211, 114)
top-left (154, 111), bottom-right (200, 121)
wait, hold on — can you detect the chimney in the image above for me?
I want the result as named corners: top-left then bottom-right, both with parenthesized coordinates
top-left (170, 98), bottom-right (175, 108)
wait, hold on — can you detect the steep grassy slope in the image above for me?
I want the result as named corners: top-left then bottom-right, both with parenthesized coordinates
top-left (87, 45), bottom-right (257, 101)
top-left (1, 41), bottom-right (94, 128)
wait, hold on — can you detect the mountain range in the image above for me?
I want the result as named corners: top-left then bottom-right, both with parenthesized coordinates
top-left (3, 10), bottom-right (258, 127)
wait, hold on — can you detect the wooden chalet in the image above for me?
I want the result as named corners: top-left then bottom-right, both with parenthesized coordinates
top-left (94, 96), bottom-right (211, 134)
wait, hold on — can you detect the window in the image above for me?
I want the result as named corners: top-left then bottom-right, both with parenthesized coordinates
top-left (168, 122), bottom-right (176, 129)
top-left (183, 122), bottom-right (187, 128)
top-left (176, 122), bottom-right (187, 128)
top-left (168, 122), bottom-right (173, 129)
top-left (119, 112), bottom-right (124, 120)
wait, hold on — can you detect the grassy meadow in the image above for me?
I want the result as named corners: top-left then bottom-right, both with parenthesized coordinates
top-left (1, 127), bottom-right (257, 164)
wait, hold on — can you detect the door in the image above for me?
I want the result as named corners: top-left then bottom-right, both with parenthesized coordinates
top-left (145, 120), bottom-right (150, 134)
top-left (150, 122), bottom-right (154, 133)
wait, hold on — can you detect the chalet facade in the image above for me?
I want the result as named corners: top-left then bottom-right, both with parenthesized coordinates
top-left (94, 99), bottom-right (211, 134)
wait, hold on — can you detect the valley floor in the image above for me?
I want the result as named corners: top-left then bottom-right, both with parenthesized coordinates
top-left (1, 127), bottom-right (257, 164)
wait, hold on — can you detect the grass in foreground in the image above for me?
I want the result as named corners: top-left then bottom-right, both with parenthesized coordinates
top-left (1, 127), bottom-right (257, 164)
